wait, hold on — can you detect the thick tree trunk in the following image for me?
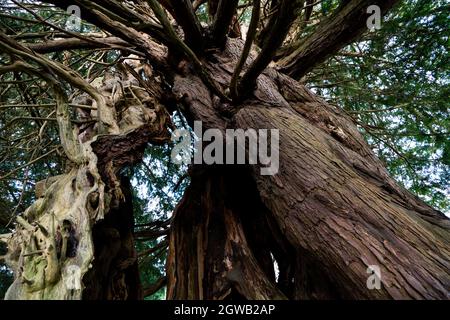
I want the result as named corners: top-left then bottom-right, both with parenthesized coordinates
top-left (82, 176), bottom-right (142, 300)
top-left (167, 166), bottom-right (287, 300)
top-left (1, 59), bottom-right (171, 300)
top-left (2, 33), bottom-right (448, 300)
top-left (3, 175), bottom-right (142, 300)
top-left (167, 39), bottom-right (450, 300)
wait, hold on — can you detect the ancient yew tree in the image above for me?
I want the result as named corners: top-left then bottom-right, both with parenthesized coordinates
top-left (0, 0), bottom-right (448, 299)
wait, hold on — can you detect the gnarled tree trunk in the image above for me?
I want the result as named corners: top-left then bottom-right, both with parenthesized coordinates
top-left (1, 0), bottom-right (448, 300)
top-left (1, 56), bottom-right (172, 300)
top-left (167, 40), bottom-right (450, 300)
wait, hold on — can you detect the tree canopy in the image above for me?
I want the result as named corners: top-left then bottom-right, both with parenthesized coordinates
top-left (0, 0), bottom-right (448, 299)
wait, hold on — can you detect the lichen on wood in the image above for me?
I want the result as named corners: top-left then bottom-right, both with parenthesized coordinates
top-left (2, 57), bottom-right (172, 300)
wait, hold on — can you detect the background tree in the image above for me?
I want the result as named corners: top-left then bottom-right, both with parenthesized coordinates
top-left (0, 0), bottom-right (448, 300)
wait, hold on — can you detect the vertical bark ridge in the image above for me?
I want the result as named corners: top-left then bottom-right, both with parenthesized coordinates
top-left (167, 167), bottom-right (287, 300)
top-left (168, 39), bottom-right (450, 299)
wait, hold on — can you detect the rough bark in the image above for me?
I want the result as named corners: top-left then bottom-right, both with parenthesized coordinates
top-left (2, 2), bottom-right (448, 298)
top-left (1, 58), bottom-right (172, 300)
top-left (82, 177), bottom-right (142, 300)
top-left (167, 166), bottom-right (287, 300)
top-left (277, 0), bottom-right (400, 79)
top-left (167, 39), bottom-right (450, 300)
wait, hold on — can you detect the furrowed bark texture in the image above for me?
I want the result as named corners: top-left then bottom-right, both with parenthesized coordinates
top-left (2, 15), bottom-right (448, 298)
top-left (2, 60), bottom-right (172, 300)
top-left (167, 39), bottom-right (450, 300)
top-left (83, 177), bottom-right (142, 300)
top-left (167, 166), bottom-right (287, 300)
top-left (277, 0), bottom-right (400, 79)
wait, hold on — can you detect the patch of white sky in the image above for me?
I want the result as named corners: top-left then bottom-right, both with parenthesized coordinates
top-left (131, 157), bottom-right (178, 218)
top-left (0, 265), bottom-right (11, 274)
top-left (131, 114), bottom-right (192, 218)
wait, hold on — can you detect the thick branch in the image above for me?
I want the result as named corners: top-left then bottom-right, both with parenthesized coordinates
top-left (230, 0), bottom-right (261, 101)
top-left (209, 0), bottom-right (239, 48)
top-left (44, 0), bottom-right (166, 42)
top-left (53, 87), bottom-right (85, 164)
top-left (238, 0), bottom-right (303, 98)
top-left (0, 31), bottom-right (119, 134)
top-left (0, 60), bottom-right (84, 163)
top-left (148, 0), bottom-right (230, 101)
top-left (164, 0), bottom-right (204, 50)
top-left (277, 0), bottom-right (400, 79)
top-left (41, 0), bottom-right (167, 66)
top-left (27, 36), bottom-right (130, 53)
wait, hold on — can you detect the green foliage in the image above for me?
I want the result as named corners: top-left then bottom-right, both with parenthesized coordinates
top-left (0, 0), bottom-right (448, 299)
top-left (0, 227), bottom-right (13, 299)
top-left (307, 0), bottom-right (450, 212)
top-left (320, 0), bottom-right (341, 15)
top-left (128, 114), bottom-right (189, 300)
top-left (0, 5), bottom-right (87, 298)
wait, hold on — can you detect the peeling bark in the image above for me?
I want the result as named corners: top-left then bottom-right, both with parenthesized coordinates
top-left (168, 39), bottom-right (450, 300)
top-left (83, 177), bottom-right (142, 300)
top-left (2, 59), bottom-right (172, 300)
top-left (276, 0), bottom-right (400, 79)
top-left (167, 167), bottom-right (286, 300)
top-left (2, 24), bottom-right (448, 300)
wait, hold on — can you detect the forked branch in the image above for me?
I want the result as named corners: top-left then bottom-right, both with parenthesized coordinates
top-left (230, 0), bottom-right (261, 101)
top-left (277, 0), bottom-right (400, 79)
top-left (209, 0), bottom-right (240, 48)
top-left (237, 0), bottom-right (303, 99)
